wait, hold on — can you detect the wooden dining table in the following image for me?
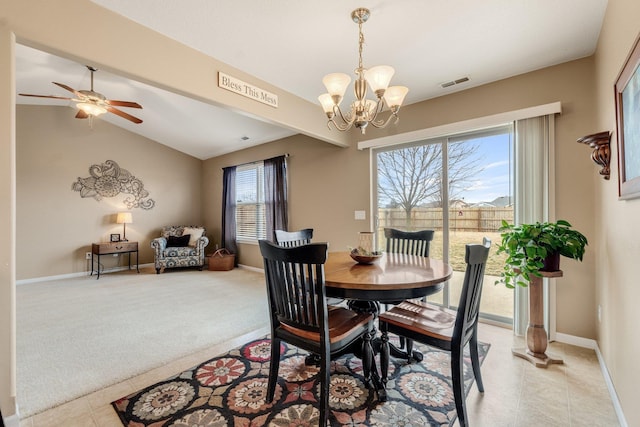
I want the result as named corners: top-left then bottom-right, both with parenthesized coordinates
top-left (323, 251), bottom-right (453, 399)
top-left (324, 251), bottom-right (453, 304)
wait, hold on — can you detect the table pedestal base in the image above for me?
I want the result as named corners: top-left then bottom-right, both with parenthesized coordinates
top-left (512, 347), bottom-right (563, 368)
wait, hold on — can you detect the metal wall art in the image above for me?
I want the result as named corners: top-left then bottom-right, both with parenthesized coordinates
top-left (72, 159), bottom-right (155, 209)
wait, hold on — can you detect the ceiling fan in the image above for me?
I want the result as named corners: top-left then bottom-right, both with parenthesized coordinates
top-left (19, 65), bottom-right (143, 124)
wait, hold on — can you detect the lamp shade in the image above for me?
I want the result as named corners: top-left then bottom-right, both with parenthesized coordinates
top-left (322, 73), bottom-right (351, 99)
top-left (383, 86), bottom-right (409, 108)
top-left (365, 65), bottom-right (395, 93)
top-left (318, 93), bottom-right (336, 113)
top-left (116, 212), bottom-right (133, 224)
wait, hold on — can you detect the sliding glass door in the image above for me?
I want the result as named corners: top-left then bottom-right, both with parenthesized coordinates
top-left (375, 124), bottom-right (514, 324)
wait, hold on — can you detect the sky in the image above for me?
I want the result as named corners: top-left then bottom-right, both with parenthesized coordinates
top-left (458, 133), bottom-right (512, 204)
top-left (375, 130), bottom-right (513, 207)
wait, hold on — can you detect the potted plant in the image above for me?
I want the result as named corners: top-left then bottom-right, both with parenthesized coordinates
top-left (495, 219), bottom-right (588, 288)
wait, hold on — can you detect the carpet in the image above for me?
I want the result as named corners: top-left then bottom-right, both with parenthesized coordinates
top-left (112, 337), bottom-right (490, 426)
top-left (17, 267), bottom-right (270, 417)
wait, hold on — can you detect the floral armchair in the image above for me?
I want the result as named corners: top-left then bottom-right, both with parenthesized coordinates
top-left (151, 226), bottom-right (209, 273)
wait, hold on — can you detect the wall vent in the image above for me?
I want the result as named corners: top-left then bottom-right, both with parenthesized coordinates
top-left (440, 76), bottom-right (470, 88)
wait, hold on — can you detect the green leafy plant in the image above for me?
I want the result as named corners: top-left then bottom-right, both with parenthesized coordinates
top-left (495, 219), bottom-right (588, 288)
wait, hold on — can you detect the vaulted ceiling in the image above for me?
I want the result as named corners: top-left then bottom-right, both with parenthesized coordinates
top-left (15, 0), bottom-right (608, 159)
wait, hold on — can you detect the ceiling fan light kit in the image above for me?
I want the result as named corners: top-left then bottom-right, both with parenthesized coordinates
top-left (318, 8), bottom-right (408, 134)
top-left (77, 102), bottom-right (107, 117)
top-left (19, 65), bottom-right (143, 124)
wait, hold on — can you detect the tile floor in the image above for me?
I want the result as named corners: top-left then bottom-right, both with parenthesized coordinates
top-left (18, 323), bottom-right (620, 427)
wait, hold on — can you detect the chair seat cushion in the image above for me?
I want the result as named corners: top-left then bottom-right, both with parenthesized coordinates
top-left (379, 300), bottom-right (456, 341)
top-left (162, 247), bottom-right (197, 257)
top-left (279, 307), bottom-right (372, 345)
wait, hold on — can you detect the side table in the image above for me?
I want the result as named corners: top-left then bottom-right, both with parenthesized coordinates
top-left (512, 269), bottom-right (563, 368)
top-left (91, 241), bottom-right (139, 279)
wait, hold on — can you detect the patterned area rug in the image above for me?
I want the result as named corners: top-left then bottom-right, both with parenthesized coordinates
top-left (112, 337), bottom-right (489, 426)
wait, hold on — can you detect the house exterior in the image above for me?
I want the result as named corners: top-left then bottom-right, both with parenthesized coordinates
top-left (1, 0), bottom-right (639, 425)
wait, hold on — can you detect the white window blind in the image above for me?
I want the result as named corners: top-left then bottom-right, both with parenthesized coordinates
top-left (236, 162), bottom-right (266, 241)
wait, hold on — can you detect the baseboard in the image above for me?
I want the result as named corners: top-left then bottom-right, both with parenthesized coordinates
top-left (3, 414), bottom-right (19, 427)
top-left (554, 332), bottom-right (597, 349)
top-left (556, 333), bottom-right (627, 426)
top-left (16, 263), bottom-right (155, 285)
top-left (594, 344), bottom-right (629, 427)
top-left (2, 403), bottom-right (20, 427)
top-left (237, 264), bottom-right (263, 273)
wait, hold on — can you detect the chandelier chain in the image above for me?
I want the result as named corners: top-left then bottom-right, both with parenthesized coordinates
top-left (358, 19), bottom-right (364, 71)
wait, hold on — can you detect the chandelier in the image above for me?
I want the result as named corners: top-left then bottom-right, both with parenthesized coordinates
top-left (318, 8), bottom-right (408, 134)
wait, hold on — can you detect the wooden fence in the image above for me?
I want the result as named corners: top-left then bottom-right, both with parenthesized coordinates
top-left (378, 207), bottom-right (514, 232)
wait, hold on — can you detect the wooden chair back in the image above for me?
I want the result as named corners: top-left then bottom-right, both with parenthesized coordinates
top-left (259, 240), bottom-right (328, 337)
top-left (274, 228), bottom-right (313, 248)
top-left (384, 228), bottom-right (434, 257)
top-left (455, 237), bottom-right (491, 347)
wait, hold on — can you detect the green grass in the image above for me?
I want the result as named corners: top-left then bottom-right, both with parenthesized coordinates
top-left (378, 230), bottom-right (506, 276)
top-left (433, 231), bottom-right (505, 275)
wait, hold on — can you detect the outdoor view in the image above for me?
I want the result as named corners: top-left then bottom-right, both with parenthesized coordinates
top-left (376, 126), bottom-right (514, 323)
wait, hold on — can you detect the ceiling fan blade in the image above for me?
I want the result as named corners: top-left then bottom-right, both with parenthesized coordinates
top-left (106, 106), bottom-right (143, 124)
top-left (75, 109), bottom-right (89, 119)
top-left (18, 93), bottom-right (73, 101)
top-left (52, 82), bottom-right (84, 98)
top-left (106, 100), bottom-right (143, 109)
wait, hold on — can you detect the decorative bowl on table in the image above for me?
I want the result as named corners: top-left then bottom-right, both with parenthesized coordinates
top-left (350, 248), bottom-right (383, 264)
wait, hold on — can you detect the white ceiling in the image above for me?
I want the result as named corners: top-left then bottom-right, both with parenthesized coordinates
top-left (15, 0), bottom-right (608, 160)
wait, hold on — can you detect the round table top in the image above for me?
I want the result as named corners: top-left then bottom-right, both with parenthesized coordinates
top-left (324, 251), bottom-right (453, 302)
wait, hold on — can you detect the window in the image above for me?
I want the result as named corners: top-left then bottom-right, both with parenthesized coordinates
top-left (375, 124), bottom-right (515, 325)
top-left (236, 162), bottom-right (266, 241)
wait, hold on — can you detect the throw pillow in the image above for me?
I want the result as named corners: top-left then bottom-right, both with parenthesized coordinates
top-left (167, 234), bottom-right (190, 247)
top-left (182, 227), bottom-right (205, 246)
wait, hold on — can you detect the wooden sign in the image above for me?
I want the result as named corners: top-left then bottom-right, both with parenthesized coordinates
top-left (218, 72), bottom-right (278, 108)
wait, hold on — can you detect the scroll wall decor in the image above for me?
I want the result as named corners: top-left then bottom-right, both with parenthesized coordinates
top-left (71, 160), bottom-right (155, 209)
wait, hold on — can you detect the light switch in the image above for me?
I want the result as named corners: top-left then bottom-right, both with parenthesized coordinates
top-left (354, 210), bottom-right (366, 220)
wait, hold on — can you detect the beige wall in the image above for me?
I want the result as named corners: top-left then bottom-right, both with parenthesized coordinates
top-left (593, 0), bottom-right (640, 425)
top-left (203, 135), bottom-right (371, 268)
top-left (17, 105), bottom-right (204, 279)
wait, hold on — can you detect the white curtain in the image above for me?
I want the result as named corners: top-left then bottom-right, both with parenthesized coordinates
top-left (513, 114), bottom-right (556, 336)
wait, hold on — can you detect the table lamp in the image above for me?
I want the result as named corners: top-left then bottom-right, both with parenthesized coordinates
top-left (116, 212), bottom-right (133, 241)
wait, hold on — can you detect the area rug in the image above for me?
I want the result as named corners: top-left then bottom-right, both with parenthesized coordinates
top-left (112, 337), bottom-right (490, 426)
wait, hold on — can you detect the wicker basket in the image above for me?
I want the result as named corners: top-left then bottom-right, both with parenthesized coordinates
top-left (208, 248), bottom-right (235, 271)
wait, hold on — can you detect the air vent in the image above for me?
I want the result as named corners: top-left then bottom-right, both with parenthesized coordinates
top-left (440, 76), bottom-right (470, 89)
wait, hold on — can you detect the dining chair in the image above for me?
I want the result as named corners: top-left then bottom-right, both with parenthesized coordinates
top-left (259, 240), bottom-right (374, 427)
top-left (378, 238), bottom-right (491, 427)
top-left (275, 228), bottom-right (346, 309)
top-left (384, 227), bottom-right (435, 257)
top-left (383, 228), bottom-right (436, 349)
top-left (274, 228), bottom-right (313, 247)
